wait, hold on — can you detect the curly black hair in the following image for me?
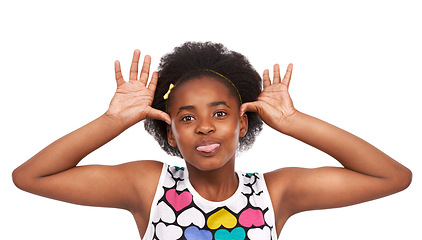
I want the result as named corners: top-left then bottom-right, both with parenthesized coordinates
top-left (144, 42), bottom-right (263, 158)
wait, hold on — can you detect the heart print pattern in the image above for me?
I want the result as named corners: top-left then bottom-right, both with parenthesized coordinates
top-left (145, 164), bottom-right (277, 240)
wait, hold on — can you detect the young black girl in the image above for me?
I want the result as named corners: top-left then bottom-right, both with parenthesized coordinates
top-left (13, 42), bottom-right (412, 239)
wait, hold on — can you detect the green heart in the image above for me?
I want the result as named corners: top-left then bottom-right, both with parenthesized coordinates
top-left (215, 227), bottom-right (245, 240)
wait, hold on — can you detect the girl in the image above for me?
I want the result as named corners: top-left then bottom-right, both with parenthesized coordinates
top-left (13, 42), bottom-right (412, 239)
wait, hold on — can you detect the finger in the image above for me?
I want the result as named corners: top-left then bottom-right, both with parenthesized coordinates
top-left (281, 63), bottom-right (293, 88)
top-left (273, 64), bottom-right (281, 84)
top-left (262, 69), bottom-right (271, 88)
top-left (139, 55), bottom-right (151, 86)
top-left (129, 49), bottom-right (141, 81)
top-left (240, 102), bottom-right (261, 116)
top-left (114, 60), bottom-right (125, 87)
top-left (147, 107), bottom-right (171, 125)
top-left (147, 71), bottom-right (159, 93)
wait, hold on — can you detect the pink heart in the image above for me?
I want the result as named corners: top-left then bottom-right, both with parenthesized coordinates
top-left (166, 189), bottom-right (193, 211)
top-left (239, 208), bottom-right (265, 227)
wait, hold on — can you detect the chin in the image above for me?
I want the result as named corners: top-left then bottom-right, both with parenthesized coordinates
top-left (185, 154), bottom-right (235, 172)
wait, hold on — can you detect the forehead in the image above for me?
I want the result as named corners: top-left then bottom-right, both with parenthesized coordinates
top-left (168, 76), bottom-right (238, 112)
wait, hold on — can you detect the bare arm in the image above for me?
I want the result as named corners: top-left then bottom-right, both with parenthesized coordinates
top-left (241, 64), bottom-right (412, 217)
top-left (269, 111), bottom-right (412, 214)
top-left (12, 50), bottom-right (170, 211)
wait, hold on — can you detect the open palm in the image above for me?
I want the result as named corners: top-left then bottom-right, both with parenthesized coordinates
top-left (240, 64), bottom-right (296, 131)
top-left (106, 50), bottom-right (170, 128)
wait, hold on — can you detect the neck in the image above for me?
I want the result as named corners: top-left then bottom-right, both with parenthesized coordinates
top-left (186, 161), bottom-right (238, 202)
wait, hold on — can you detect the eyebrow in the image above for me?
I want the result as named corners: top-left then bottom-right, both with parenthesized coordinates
top-left (209, 101), bottom-right (230, 108)
top-left (176, 105), bottom-right (195, 116)
top-left (176, 101), bottom-right (230, 116)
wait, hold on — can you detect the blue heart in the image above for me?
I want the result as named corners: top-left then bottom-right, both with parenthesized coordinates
top-left (184, 226), bottom-right (212, 240)
top-left (215, 227), bottom-right (246, 240)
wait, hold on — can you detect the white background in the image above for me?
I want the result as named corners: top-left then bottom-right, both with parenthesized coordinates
top-left (1, 0), bottom-right (421, 239)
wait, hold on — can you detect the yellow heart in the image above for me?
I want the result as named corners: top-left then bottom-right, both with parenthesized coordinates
top-left (207, 208), bottom-right (237, 230)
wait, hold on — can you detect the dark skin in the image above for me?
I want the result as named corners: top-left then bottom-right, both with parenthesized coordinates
top-left (166, 77), bottom-right (248, 201)
top-left (13, 49), bottom-right (412, 238)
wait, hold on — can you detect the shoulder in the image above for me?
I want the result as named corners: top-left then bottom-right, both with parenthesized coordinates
top-left (117, 160), bottom-right (164, 212)
top-left (116, 160), bottom-right (164, 185)
top-left (264, 167), bottom-right (306, 190)
top-left (264, 167), bottom-right (309, 216)
top-left (118, 160), bottom-right (164, 175)
top-left (120, 160), bottom-right (165, 189)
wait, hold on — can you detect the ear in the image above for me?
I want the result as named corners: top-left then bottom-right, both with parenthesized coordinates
top-left (239, 112), bottom-right (248, 138)
top-left (167, 125), bottom-right (177, 147)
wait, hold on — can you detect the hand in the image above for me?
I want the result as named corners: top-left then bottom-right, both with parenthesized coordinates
top-left (240, 63), bottom-right (296, 132)
top-left (106, 50), bottom-right (171, 128)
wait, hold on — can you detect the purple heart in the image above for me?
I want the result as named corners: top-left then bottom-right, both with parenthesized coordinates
top-left (184, 226), bottom-right (212, 240)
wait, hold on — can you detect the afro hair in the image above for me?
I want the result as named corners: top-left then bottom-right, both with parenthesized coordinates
top-left (144, 42), bottom-right (263, 158)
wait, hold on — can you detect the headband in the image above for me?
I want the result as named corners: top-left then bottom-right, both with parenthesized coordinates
top-left (163, 69), bottom-right (242, 103)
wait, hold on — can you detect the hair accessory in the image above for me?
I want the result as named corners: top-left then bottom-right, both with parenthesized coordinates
top-left (201, 69), bottom-right (242, 103)
top-left (162, 70), bottom-right (242, 103)
top-left (163, 83), bottom-right (175, 100)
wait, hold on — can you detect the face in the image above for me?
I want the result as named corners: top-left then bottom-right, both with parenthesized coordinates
top-left (167, 76), bottom-right (248, 172)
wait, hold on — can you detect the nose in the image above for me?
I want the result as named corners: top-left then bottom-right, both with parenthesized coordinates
top-left (195, 118), bottom-right (215, 135)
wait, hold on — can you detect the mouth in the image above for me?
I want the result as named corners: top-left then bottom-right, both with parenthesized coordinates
top-left (196, 142), bottom-right (221, 155)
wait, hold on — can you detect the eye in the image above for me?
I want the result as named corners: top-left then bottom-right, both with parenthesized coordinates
top-left (181, 115), bottom-right (195, 122)
top-left (214, 111), bottom-right (227, 118)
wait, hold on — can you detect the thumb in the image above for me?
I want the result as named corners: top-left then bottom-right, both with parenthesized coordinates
top-left (240, 102), bottom-right (261, 116)
top-left (146, 107), bottom-right (171, 125)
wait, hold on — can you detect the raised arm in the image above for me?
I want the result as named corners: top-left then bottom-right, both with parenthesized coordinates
top-left (241, 64), bottom-right (412, 218)
top-left (12, 50), bottom-right (170, 211)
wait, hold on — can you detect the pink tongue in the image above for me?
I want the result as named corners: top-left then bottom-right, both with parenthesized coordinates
top-left (196, 143), bottom-right (220, 153)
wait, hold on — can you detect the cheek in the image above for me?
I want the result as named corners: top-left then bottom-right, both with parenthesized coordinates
top-left (220, 121), bottom-right (241, 144)
top-left (171, 124), bottom-right (192, 147)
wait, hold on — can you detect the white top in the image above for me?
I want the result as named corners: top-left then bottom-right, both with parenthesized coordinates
top-left (142, 163), bottom-right (277, 240)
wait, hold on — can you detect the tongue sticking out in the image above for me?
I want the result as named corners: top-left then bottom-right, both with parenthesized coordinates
top-left (196, 143), bottom-right (220, 153)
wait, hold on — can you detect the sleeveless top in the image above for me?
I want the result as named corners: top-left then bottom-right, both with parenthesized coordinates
top-left (142, 163), bottom-right (278, 240)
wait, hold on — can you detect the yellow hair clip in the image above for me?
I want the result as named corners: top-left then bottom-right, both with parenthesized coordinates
top-left (163, 83), bottom-right (175, 100)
